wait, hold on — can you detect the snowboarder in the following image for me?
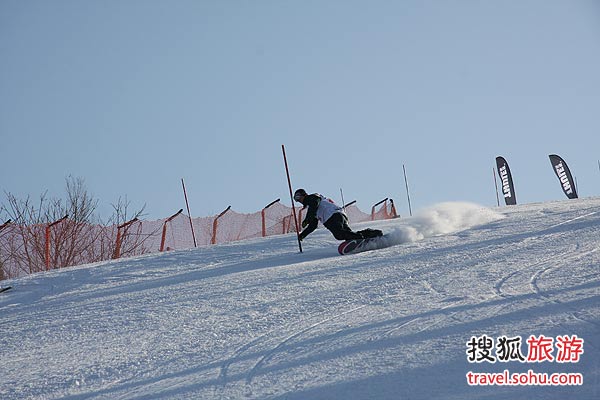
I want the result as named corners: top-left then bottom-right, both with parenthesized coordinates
top-left (293, 189), bottom-right (382, 241)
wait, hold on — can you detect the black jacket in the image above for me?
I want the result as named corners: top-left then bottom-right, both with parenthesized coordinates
top-left (298, 193), bottom-right (321, 240)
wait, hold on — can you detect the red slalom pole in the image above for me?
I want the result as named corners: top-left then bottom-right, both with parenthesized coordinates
top-left (282, 145), bottom-right (303, 253)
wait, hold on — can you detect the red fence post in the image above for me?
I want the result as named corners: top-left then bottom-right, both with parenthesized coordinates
top-left (113, 228), bottom-right (122, 260)
top-left (343, 200), bottom-right (357, 209)
top-left (113, 218), bottom-right (139, 259)
top-left (211, 206), bottom-right (231, 245)
top-left (0, 220), bottom-right (11, 232)
top-left (262, 199), bottom-right (280, 237)
top-left (45, 225), bottom-right (50, 270)
top-left (389, 199), bottom-right (398, 218)
top-left (45, 214), bottom-right (68, 271)
top-left (371, 198), bottom-right (388, 221)
top-left (160, 209), bottom-right (183, 252)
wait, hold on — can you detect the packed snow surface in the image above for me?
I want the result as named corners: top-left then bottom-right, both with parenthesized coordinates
top-left (1, 200), bottom-right (599, 399)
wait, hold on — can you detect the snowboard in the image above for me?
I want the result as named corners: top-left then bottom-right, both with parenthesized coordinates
top-left (338, 234), bottom-right (391, 255)
top-left (0, 286), bottom-right (12, 294)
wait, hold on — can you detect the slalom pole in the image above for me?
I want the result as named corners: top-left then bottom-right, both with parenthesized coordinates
top-left (181, 178), bottom-right (197, 248)
top-left (493, 167), bottom-right (500, 207)
top-left (403, 164), bottom-right (413, 217)
top-left (340, 188), bottom-right (346, 212)
top-left (281, 145), bottom-right (303, 253)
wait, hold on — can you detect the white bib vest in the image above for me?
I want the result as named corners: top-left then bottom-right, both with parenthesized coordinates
top-left (315, 195), bottom-right (344, 223)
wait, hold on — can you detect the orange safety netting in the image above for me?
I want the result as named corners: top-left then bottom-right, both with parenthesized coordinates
top-left (0, 200), bottom-right (398, 279)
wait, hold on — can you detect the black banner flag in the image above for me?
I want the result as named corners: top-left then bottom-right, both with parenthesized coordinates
top-left (495, 156), bottom-right (517, 205)
top-left (549, 154), bottom-right (578, 199)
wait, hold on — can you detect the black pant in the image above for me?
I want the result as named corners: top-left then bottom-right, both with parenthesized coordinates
top-left (323, 213), bottom-right (363, 240)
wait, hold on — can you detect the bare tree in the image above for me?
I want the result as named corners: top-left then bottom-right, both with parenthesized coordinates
top-left (1, 193), bottom-right (45, 275)
top-left (0, 176), bottom-right (147, 279)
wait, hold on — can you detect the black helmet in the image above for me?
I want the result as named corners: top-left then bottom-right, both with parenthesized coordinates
top-left (294, 188), bottom-right (307, 202)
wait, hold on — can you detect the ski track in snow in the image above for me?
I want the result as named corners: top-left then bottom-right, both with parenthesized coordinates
top-left (1, 200), bottom-right (600, 399)
top-left (492, 209), bottom-right (600, 333)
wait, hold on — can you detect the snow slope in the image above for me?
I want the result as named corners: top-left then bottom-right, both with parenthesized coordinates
top-left (1, 199), bottom-right (599, 400)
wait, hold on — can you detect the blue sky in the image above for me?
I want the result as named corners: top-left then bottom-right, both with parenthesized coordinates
top-left (1, 1), bottom-right (599, 220)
